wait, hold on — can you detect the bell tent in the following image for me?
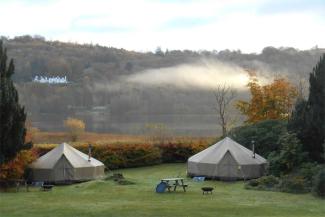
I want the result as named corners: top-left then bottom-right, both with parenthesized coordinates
top-left (187, 137), bottom-right (267, 180)
top-left (29, 143), bottom-right (105, 183)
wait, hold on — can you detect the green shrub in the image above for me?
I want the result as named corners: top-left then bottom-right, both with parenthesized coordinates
top-left (245, 176), bottom-right (279, 190)
top-left (246, 179), bottom-right (259, 187)
top-left (158, 142), bottom-right (207, 163)
top-left (267, 152), bottom-right (284, 177)
top-left (267, 133), bottom-right (307, 176)
top-left (246, 164), bottom-right (323, 195)
top-left (278, 175), bottom-right (309, 194)
top-left (246, 175), bottom-right (308, 194)
top-left (296, 162), bottom-right (321, 187)
top-left (312, 168), bottom-right (325, 198)
top-left (228, 120), bottom-right (287, 157)
top-left (258, 175), bottom-right (280, 188)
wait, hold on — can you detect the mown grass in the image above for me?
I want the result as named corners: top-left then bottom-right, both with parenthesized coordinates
top-left (0, 164), bottom-right (324, 217)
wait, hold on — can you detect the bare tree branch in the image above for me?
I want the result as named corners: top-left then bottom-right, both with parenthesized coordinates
top-left (212, 84), bottom-right (237, 137)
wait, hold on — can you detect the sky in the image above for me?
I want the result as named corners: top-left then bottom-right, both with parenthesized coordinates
top-left (1, 0), bottom-right (325, 53)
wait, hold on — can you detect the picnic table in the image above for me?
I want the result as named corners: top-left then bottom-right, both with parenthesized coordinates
top-left (161, 178), bottom-right (188, 192)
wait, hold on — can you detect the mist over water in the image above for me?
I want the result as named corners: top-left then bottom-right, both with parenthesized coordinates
top-left (93, 60), bottom-right (274, 93)
top-left (125, 61), bottom-right (248, 90)
top-left (122, 60), bottom-right (273, 90)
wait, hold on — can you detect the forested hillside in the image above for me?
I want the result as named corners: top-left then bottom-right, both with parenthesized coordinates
top-left (2, 35), bottom-right (324, 135)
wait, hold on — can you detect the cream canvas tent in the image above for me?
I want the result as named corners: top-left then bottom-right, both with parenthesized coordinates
top-left (187, 137), bottom-right (267, 180)
top-left (29, 143), bottom-right (105, 183)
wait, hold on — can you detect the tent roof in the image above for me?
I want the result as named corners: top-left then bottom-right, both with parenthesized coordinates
top-left (30, 143), bottom-right (104, 169)
top-left (188, 137), bottom-right (267, 165)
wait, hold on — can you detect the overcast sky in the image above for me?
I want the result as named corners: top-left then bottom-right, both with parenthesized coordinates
top-left (1, 0), bottom-right (324, 53)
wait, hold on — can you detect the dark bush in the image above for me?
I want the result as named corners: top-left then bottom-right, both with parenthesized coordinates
top-left (258, 175), bottom-right (280, 188)
top-left (278, 175), bottom-right (309, 194)
top-left (246, 168), bottom-right (323, 195)
top-left (267, 133), bottom-right (307, 176)
top-left (296, 162), bottom-right (321, 187)
top-left (312, 168), bottom-right (325, 198)
top-left (246, 179), bottom-right (259, 187)
top-left (245, 176), bottom-right (279, 190)
top-left (158, 142), bottom-right (208, 163)
top-left (267, 152), bottom-right (284, 177)
top-left (228, 120), bottom-right (287, 157)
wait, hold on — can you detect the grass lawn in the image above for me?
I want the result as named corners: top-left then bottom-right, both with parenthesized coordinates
top-left (0, 163), bottom-right (324, 217)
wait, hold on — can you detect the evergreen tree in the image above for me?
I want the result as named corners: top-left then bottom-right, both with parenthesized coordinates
top-left (288, 98), bottom-right (307, 141)
top-left (289, 54), bottom-right (325, 162)
top-left (0, 40), bottom-right (29, 164)
top-left (305, 54), bottom-right (325, 162)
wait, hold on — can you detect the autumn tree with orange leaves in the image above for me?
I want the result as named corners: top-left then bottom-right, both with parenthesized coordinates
top-left (0, 150), bottom-right (37, 180)
top-left (64, 117), bottom-right (86, 142)
top-left (236, 76), bottom-right (298, 123)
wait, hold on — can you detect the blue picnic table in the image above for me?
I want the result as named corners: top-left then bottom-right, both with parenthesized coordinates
top-left (161, 178), bottom-right (188, 192)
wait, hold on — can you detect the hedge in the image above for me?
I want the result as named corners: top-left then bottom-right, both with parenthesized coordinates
top-left (33, 142), bottom-right (209, 169)
top-left (158, 142), bottom-right (208, 163)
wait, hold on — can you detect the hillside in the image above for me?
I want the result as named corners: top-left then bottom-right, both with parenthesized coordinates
top-left (2, 35), bottom-right (324, 135)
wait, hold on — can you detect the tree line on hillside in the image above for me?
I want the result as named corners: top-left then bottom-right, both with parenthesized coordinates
top-left (2, 35), bottom-right (324, 134)
top-left (1, 35), bottom-right (323, 84)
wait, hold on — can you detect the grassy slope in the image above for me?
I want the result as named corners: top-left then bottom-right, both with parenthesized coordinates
top-left (0, 164), bottom-right (324, 217)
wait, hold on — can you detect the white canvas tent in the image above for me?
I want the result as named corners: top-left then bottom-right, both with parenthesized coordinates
top-left (187, 137), bottom-right (267, 180)
top-left (29, 143), bottom-right (105, 183)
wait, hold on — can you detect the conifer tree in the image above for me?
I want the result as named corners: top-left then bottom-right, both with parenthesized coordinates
top-left (305, 54), bottom-right (325, 162)
top-left (288, 98), bottom-right (307, 139)
top-left (0, 40), bottom-right (29, 164)
top-left (289, 54), bottom-right (325, 162)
